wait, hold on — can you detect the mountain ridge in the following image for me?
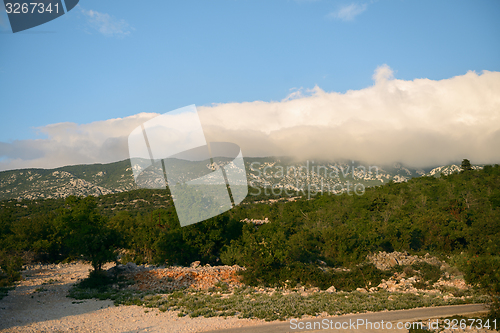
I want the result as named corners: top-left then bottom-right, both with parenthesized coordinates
top-left (0, 158), bottom-right (485, 201)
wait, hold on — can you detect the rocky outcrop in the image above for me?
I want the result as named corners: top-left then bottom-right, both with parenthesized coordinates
top-left (367, 251), bottom-right (445, 270)
top-left (111, 263), bottom-right (245, 292)
top-left (376, 272), bottom-right (422, 293)
top-left (367, 252), bottom-right (471, 295)
top-left (376, 271), bottom-right (470, 294)
top-left (240, 217), bottom-right (270, 225)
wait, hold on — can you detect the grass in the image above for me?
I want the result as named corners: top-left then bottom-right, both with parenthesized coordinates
top-left (65, 261), bottom-right (492, 322)
top-left (68, 280), bottom-right (489, 322)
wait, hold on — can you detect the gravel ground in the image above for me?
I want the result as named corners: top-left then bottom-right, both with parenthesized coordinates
top-left (0, 262), bottom-right (493, 333)
top-left (0, 262), bottom-right (270, 333)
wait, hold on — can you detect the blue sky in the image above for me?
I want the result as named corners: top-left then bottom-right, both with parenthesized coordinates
top-left (0, 0), bottom-right (499, 170)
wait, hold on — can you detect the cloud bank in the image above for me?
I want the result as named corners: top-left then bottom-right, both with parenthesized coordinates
top-left (0, 113), bottom-right (158, 171)
top-left (1, 65), bottom-right (499, 171)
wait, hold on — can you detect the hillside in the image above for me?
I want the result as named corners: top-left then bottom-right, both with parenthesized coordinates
top-left (0, 157), bottom-right (481, 201)
top-left (0, 160), bottom-right (137, 201)
top-left (1, 163), bottom-right (498, 269)
top-left (1, 163), bottom-right (499, 323)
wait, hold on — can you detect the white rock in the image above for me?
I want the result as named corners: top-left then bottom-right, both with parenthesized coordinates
top-left (325, 286), bottom-right (336, 293)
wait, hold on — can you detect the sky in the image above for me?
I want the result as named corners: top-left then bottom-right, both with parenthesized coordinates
top-left (0, 0), bottom-right (499, 171)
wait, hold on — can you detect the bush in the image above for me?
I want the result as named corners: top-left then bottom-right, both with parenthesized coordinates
top-left (75, 269), bottom-right (116, 291)
top-left (0, 251), bottom-right (22, 288)
top-left (411, 262), bottom-right (442, 289)
top-left (460, 255), bottom-right (500, 324)
top-left (323, 264), bottom-right (393, 292)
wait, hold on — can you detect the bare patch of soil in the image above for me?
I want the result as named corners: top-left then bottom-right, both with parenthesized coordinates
top-left (0, 262), bottom-right (267, 333)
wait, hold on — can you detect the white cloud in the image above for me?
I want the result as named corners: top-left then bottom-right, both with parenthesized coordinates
top-left (0, 113), bottom-right (158, 171)
top-left (372, 64), bottom-right (394, 82)
top-left (1, 65), bottom-right (500, 171)
top-left (196, 66), bottom-right (500, 168)
top-left (80, 7), bottom-right (133, 37)
top-left (329, 3), bottom-right (368, 21)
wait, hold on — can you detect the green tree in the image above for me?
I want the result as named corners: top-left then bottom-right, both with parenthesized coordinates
top-left (461, 159), bottom-right (472, 172)
top-left (460, 255), bottom-right (500, 323)
top-left (58, 196), bottom-right (121, 271)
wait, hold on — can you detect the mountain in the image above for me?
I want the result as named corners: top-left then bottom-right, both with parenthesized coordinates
top-left (0, 158), bottom-right (483, 201)
top-left (0, 160), bottom-right (137, 201)
top-left (245, 157), bottom-right (429, 195)
top-left (425, 164), bottom-right (483, 177)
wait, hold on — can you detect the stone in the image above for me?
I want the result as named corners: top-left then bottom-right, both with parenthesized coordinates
top-left (389, 257), bottom-right (399, 267)
top-left (325, 286), bottom-right (336, 293)
top-left (125, 262), bottom-right (137, 270)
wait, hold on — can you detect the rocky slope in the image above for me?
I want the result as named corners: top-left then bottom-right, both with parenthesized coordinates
top-left (426, 164), bottom-right (483, 177)
top-left (0, 157), bottom-right (484, 201)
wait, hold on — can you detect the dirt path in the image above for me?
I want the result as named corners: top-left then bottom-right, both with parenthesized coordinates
top-left (0, 262), bottom-right (269, 333)
top-left (204, 304), bottom-right (489, 333)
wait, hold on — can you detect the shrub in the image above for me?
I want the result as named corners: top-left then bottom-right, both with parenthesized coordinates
top-left (0, 251), bottom-right (22, 288)
top-left (460, 255), bottom-right (500, 324)
top-left (411, 262), bottom-right (442, 290)
top-left (74, 269), bottom-right (115, 291)
top-left (329, 264), bottom-right (392, 291)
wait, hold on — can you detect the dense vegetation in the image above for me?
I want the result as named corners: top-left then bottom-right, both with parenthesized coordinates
top-left (1, 162), bottom-right (499, 319)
